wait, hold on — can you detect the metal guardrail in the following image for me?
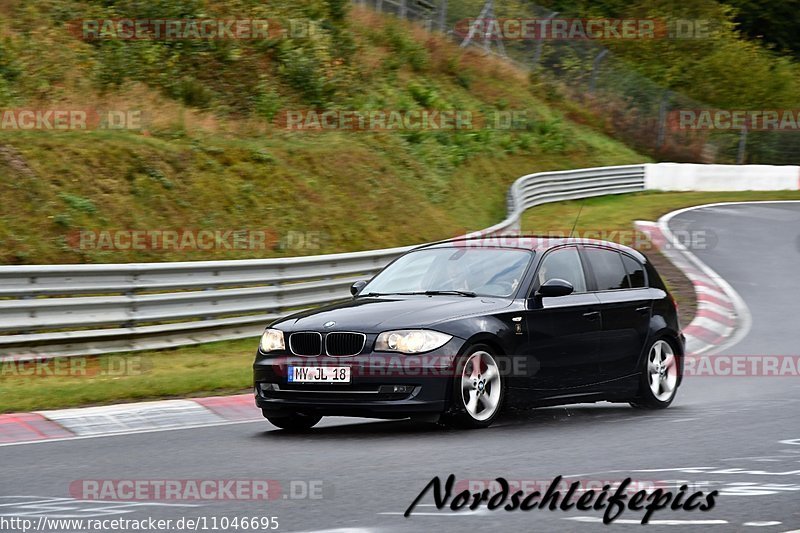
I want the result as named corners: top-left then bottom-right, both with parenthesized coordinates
top-left (0, 165), bottom-right (645, 357)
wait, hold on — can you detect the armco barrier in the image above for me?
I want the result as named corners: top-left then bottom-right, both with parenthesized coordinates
top-left (645, 163), bottom-right (800, 191)
top-left (2, 163), bottom-right (797, 358)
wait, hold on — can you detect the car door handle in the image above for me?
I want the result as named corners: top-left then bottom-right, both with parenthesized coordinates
top-left (582, 311), bottom-right (600, 320)
top-left (636, 306), bottom-right (651, 314)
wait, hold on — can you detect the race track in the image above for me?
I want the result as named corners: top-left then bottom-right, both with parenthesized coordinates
top-left (2, 202), bottom-right (799, 532)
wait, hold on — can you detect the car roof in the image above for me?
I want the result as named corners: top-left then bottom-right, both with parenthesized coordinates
top-left (419, 234), bottom-right (647, 261)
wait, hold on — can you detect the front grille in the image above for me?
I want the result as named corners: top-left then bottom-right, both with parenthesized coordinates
top-left (325, 332), bottom-right (366, 356)
top-left (289, 332), bottom-right (322, 356)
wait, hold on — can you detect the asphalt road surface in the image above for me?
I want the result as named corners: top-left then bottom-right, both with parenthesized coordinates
top-left (1, 202), bottom-right (799, 533)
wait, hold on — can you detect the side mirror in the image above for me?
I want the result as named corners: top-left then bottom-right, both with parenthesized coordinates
top-left (536, 278), bottom-right (574, 298)
top-left (350, 280), bottom-right (368, 296)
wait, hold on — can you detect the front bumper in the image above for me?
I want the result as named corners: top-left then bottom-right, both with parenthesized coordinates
top-left (253, 339), bottom-right (466, 418)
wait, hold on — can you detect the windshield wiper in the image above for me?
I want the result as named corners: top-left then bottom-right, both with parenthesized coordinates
top-left (421, 290), bottom-right (476, 297)
top-left (361, 290), bottom-right (476, 297)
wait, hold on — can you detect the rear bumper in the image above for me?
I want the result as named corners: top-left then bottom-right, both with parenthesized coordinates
top-left (253, 342), bottom-right (465, 418)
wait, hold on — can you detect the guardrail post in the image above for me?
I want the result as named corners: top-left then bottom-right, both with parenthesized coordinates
top-left (588, 49), bottom-right (608, 94)
top-left (533, 11), bottom-right (558, 67)
top-left (737, 126), bottom-right (748, 164)
top-left (656, 91), bottom-right (670, 148)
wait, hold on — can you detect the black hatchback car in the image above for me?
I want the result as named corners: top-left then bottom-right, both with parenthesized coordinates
top-left (254, 236), bottom-right (684, 429)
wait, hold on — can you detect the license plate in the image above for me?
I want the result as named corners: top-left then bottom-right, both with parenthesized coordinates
top-left (288, 366), bottom-right (351, 383)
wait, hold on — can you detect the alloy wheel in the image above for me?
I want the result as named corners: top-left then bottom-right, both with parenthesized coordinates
top-left (460, 350), bottom-right (502, 421)
top-left (647, 340), bottom-right (678, 402)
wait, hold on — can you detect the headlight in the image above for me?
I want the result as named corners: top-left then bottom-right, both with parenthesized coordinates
top-left (375, 330), bottom-right (452, 354)
top-left (259, 328), bottom-right (285, 352)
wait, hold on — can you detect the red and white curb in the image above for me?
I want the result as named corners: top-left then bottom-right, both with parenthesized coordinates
top-left (636, 205), bottom-right (752, 357)
top-left (0, 394), bottom-right (261, 446)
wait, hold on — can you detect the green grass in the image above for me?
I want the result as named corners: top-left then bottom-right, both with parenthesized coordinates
top-left (0, 338), bottom-right (256, 413)
top-left (0, 128), bottom-right (642, 265)
top-left (521, 190), bottom-right (800, 233)
top-left (3, 191), bottom-right (798, 413)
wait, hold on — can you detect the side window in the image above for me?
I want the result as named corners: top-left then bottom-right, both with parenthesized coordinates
top-left (622, 254), bottom-right (646, 288)
top-left (584, 248), bottom-right (629, 291)
top-left (535, 247), bottom-right (587, 293)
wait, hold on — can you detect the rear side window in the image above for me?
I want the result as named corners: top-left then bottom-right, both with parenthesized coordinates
top-left (622, 254), bottom-right (646, 288)
top-left (584, 248), bottom-right (628, 291)
top-left (535, 247), bottom-right (587, 293)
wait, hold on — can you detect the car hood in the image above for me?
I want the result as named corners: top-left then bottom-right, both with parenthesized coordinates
top-left (273, 296), bottom-right (512, 333)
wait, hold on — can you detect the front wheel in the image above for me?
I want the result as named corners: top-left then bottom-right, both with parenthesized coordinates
top-left (630, 338), bottom-right (679, 409)
top-left (441, 345), bottom-right (505, 429)
top-left (264, 411), bottom-right (322, 431)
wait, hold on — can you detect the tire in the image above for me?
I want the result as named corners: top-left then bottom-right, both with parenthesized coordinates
top-left (264, 411), bottom-right (322, 431)
top-left (630, 338), bottom-right (680, 409)
top-left (441, 344), bottom-right (505, 429)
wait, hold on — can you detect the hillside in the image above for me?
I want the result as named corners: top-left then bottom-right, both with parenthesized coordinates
top-left (0, 3), bottom-right (645, 264)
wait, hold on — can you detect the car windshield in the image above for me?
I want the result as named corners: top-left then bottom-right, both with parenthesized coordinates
top-left (361, 247), bottom-right (533, 298)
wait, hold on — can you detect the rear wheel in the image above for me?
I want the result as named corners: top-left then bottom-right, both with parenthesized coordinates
top-left (264, 411), bottom-right (322, 431)
top-left (630, 339), bottom-right (679, 409)
top-left (441, 345), bottom-right (504, 429)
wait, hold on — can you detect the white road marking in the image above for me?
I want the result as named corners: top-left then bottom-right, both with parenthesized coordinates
top-left (697, 300), bottom-right (736, 316)
top-left (687, 315), bottom-right (733, 336)
top-left (379, 511), bottom-right (492, 517)
top-left (574, 467), bottom-right (800, 476)
top-left (295, 530), bottom-right (378, 533)
top-left (0, 496), bottom-right (197, 518)
top-left (693, 285), bottom-right (731, 302)
top-left (743, 522), bottom-right (782, 527)
top-left (379, 504), bottom-right (492, 517)
top-left (38, 400), bottom-right (224, 436)
top-left (0, 419), bottom-right (262, 448)
top-left (564, 516), bottom-right (728, 525)
top-left (722, 455), bottom-right (800, 461)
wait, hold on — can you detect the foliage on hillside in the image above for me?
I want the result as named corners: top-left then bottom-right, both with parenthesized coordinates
top-left (0, 2), bottom-right (644, 264)
top-left (533, 0), bottom-right (800, 108)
